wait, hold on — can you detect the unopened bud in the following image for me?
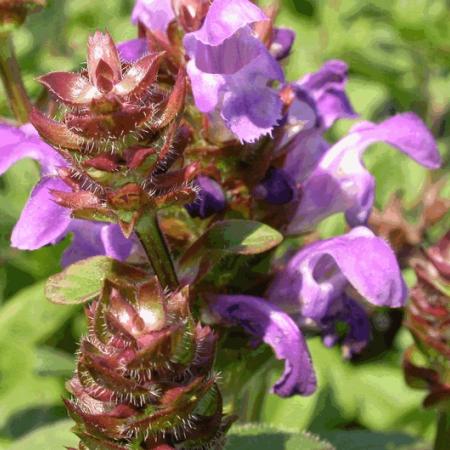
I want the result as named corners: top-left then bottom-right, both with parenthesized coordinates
top-left (0, 0), bottom-right (45, 30)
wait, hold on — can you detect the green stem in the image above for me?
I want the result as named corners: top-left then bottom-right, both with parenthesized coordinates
top-left (434, 412), bottom-right (450, 450)
top-left (135, 211), bottom-right (179, 290)
top-left (0, 33), bottom-right (31, 123)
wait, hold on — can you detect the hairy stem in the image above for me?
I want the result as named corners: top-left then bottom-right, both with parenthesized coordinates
top-left (434, 412), bottom-right (450, 450)
top-left (0, 33), bottom-right (31, 123)
top-left (135, 211), bottom-right (179, 290)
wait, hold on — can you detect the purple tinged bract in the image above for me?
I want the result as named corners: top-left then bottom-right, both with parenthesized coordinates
top-left (0, 122), bottom-right (133, 264)
top-left (131, 0), bottom-right (175, 32)
top-left (287, 113), bottom-right (441, 234)
top-left (267, 226), bottom-right (408, 322)
top-left (210, 294), bottom-right (317, 397)
top-left (184, 0), bottom-right (284, 143)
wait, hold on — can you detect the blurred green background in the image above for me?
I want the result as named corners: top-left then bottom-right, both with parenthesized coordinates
top-left (0, 0), bottom-right (449, 448)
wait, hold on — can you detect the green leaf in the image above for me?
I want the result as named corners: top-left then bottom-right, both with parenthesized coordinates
top-left (0, 281), bottom-right (76, 345)
top-left (179, 220), bottom-right (283, 283)
top-left (34, 346), bottom-right (75, 377)
top-left (226, 424), bottom-right (334, 450)
top-left (45, 256), bottom-right (148, 305)
top-left (202, 220), bottom-right (283, 255)
top-left (322, 430), bottom-right (430, 450)
top-left (8, 420), bottom-right (78, 450)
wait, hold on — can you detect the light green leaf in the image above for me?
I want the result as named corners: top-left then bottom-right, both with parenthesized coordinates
top-left (0, 281), bottom-right (76, 345)
top-left (34, 346), bottom-right (75, 377)
top-left (322, 430), bottom-right (430, 450)
top-left (226, 424), bottom-right (334, 450)
top-left (179, 220), bottom-right (283, 283)
top-left (202, 220), bottom-right (283, 255)
top-left (8, 420), bottom-right (78, 450)
top-left (45, 256), bottom-right (148, 305)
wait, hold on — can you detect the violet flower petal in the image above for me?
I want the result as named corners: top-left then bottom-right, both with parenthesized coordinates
top-left (210, 294), bottom-right (317, 397)
top-left (185, 176), bottom-right (226, 218)
top-left (253, 167), bottom-right (296, 205)
top-left (11, 176), bottom-right (72, 250)
top-left (184, 0), bottom-right (283, 143)
top-left (320, 294), bottom-right (371, 358)
top-left (0, 123), bottom-right (65, 176)
top-left (186, 60), bottom-right (225, 112)
top-left (219, 50), bottom-right (284, 143)
top-left (267, 226), bottom-right (407, 321)
top-left (62, 221), bottom-right (133, 267)
top-left (184, 0), bottom-right (266, 49)
top-left (270, 28), bottom-right (295, 60)
top-left (296, 60), bottom-right (356, 129)
top-left (131, 0), bottom-right (175, 32)
top-left (288, 113), bottom-right (441, 233)
top-left (117, 38), bottom-right (148, 63)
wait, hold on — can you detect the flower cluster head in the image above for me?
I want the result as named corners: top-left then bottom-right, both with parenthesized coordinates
top-left (0, 0), bottom-right (444, 447)
top-left (66, 273), bottom-right (230, 449)
top-left (403, 232), bottom-right (450, 410)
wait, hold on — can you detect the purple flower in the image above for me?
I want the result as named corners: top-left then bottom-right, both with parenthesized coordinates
top-left (280, 61), bottom-right (356, 184)
top-left (209, 294), bottom-right (316, 397)
top-left (319, 294), bottom-right (371, 358)
top-left (253, 167), bottom-right (296, 205)
top-left (185, 176), bottom-right (226, 218)
top-left (287, 113), bottom-right (441, 234)
top-left (0, 122), bottom-right (133, 264)
top-left (117, 38), bottom-right (148, 63)
top-left (270, 28), bottom-right (296, 60)
top-left (132, 0), bottom-right (175, 32)
top-left (267, 226), bottom-right (408, 322)
top-left (183, 0), bottom-right (284, 143)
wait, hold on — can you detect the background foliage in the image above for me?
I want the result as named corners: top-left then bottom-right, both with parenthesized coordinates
top-left (0, 0), bottom-right (448, 448)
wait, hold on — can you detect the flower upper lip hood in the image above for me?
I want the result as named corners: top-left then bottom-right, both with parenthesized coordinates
top-left (267, 226), bottom-right (408, 321)
top-left (287, 112), bottom-right (441, 234)
top-left (183, 0), bottom-right (284, 143)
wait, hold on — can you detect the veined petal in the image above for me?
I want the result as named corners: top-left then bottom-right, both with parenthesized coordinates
top-left (0, 122), bottom-right (66, 176)
top-left (267, 226), bottom-right (407, 321)
top-left (62, 221), bottom-right (133, 267)
top-left (38, 72), bottom-right (98, 106)
top-left (219, 50), bottom-right (283, 143)
top-left (184, 0), bottom-right (266, 48)
top-left (117, 38), bottom-right (148, 63)
top-left (288, 113), bottom-right (441, 233)
top-left (11, 176), bottom-right (72, 250)
top-left (210, 294), bottom-right (317, 397)
top-left (132, 0), bottom-right (175, 32)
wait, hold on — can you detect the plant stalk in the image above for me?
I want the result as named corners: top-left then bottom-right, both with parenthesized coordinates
top-left (0, 33), bottom-right (31, 123)
top-left (434, 412), bottom-right (450, 450)
top-left (135, 211), bottom-right (179, 290)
